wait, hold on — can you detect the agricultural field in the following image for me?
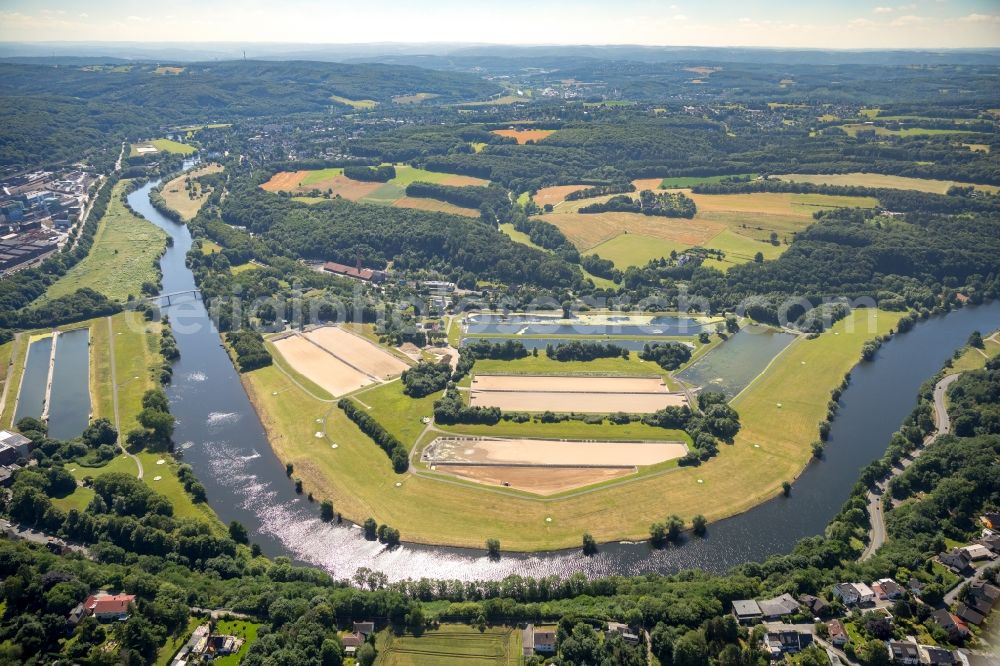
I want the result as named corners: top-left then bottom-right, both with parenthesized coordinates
top-left (658, 174), bottom-right (754, 188)
top-left (539, 187), bottom-right (875, 268)
top-left (244, 308), bottom-right (900, 549)
top-left (375, 625), bottom-right (521, 666)
top-left (492, 128), bottom-right (555, 144)
top-left (153, 66), bottom-right (184, 75)
top-left (260, 165), bottom-right (486, 215)
top-left (330, 94), bottom-right (377, 109)
top-left (775, 172), bottom-right (1000, 194)
top-left (130, 138), bottom-right (196, 156)
top-left (392, 92), bottom-right (439, 104)
top-left (835, 123), bottom-right (983, 138)
top-left (42, 180), bottom-right (167, 302)
top-left (159, 163), bottom-right (223, 220)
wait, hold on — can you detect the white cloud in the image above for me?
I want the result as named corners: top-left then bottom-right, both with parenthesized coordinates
top-left (890, 14), bottom-right (927, 26)
top-left (126, 15), bottom-right (151, 22)
top-left (873, 6), bottom-right (893, 13)
top-left (850, 18), bottom-right (878, 28)
top-left (959, 13), bottom-right (1000, 23)
top-left (673, 14), bottom-right (688, 21)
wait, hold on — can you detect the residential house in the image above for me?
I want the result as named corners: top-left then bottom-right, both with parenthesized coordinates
top-left (961, 544), bottom-right (994, 561)
top-left (833, 582), bottom-right (874, 606)
top-left (353, 621), bottom-right (374, 637)
top-left (799, 594), bottom-right (830, 617)
top-left (606, 622), bottom-right (641, 645)
top-left (939, 548), bottom-right (974, 575)
top-left (872, 578), bottom-right (904, 600)
top-left (758, 593), bottom-right (801, 620)
top-left (955, 603), bottom-right (985, 626)
top-left (534, 630), bottom-right (556, 654)
top-left (341, 632), bottom-right (363, 657)
top-left (762, 628), bottom-right (812, 658)
top-left (920, 645), bottom-right (959, 665)
top-left (732, 599), bottom-right (763, 625)
top-left (930, 609), bottom-right (970, 642)
top-left (75, 593), bottom-right (136, 622)
top-left (886, 639), bottom-right (920, 665)
top-left (977, 533), bottom-right (1000, 554)
top-left (210, 634), bottom-right (243, 655)
top-left (826, 619), bottom-right (848, 647)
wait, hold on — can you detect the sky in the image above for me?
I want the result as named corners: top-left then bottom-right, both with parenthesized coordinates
top-left (0, 0), bottom-right (999, 49)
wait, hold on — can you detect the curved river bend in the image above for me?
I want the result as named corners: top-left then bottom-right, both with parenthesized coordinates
top-left (130, 177), bottom-right (1000, 582)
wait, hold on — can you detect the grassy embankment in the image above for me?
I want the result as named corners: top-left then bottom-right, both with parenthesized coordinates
top-left (244, 309), bottom-right (901, 550)
top-left (43, 180), bottom-right (167, 302)
top-left (950, 330), bottom-right (1000, 373)
top-left (375, 624), bottom-right (521, 665)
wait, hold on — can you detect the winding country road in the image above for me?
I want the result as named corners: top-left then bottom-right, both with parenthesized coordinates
top-left (861, 372), bottom-right (960, 561)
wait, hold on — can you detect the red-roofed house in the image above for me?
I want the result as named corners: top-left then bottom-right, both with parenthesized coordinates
top-left (322, 261), bottom-right (385, 283)
top-left (81, 593), bottom-right (135, 621)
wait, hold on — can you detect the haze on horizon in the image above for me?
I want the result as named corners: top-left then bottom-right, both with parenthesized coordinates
top-left (2, 0), bottom-right (999, 50)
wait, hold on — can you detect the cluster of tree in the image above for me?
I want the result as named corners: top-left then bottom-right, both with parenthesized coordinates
top-left (1, 287), bottom-right (123, 331)
top-left (343, 165), bottom-right (396, 182)
top-left (544, 341), bottom-right (629, 361)
top-left (580, 254), bottom-right (622, 282)
top-left (338, 398), bottom-right (409, 473)
top-left (511, 216), bottom-right (580, 261)
top-left (433, 387), bottom-right (501, 425)
top-left (564, 182), bottom-right (636, 201)
top-left (400, 360), bottom-right (452, 398)
top-left (943, 357), bottom-right (1000, 438)
top-left (221, 185), bottom-right (583, 290)
top-left (404, 182), bottom-right (512, 224)
top-left (638, 342), bottom-right (692, 370)
top-left (126, 389), bottom-right (175, 452)
top-left (227, 330), bottom-right (272, 372)
top-left (462, 338), bottom-right (529, 361)
top-left (578, 190), bottom-right (696, 218)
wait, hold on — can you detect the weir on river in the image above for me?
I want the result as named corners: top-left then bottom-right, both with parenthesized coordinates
top-left (131, 168), bottom-right (1000, 582)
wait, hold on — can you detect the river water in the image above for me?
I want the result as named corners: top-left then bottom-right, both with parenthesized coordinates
top-left (130, 174), bottom-right (1000, 582)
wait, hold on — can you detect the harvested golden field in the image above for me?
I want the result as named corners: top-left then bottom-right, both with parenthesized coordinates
top-left (260, 170), bottom-right (310, 192)
top-left (546, 210), bottom-right (724, 251)
top-left (392, 197), bottom-right (479, 217)
top-left (160, 163), bottom-right (223, 221)
top-left (533, 184), bottom-right (588, 208)
top-left (492, 128), bottom-right (555, 144)
top-left (271, 335), bottom-right (374, 397)
top-left (631, 178), bottom-right (666, 191)
top-left (441, 465), bottom-right (634, 495)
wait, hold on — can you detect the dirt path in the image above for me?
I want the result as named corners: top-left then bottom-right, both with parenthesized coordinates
top-left (107, 317), bottom-right (143, 479)
top-left (862, 372), bottom-right (959, 560)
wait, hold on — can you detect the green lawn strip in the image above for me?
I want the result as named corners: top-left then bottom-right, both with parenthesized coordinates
top-left (111, 311), bottom-right (162, 434)
top-left (300, 167), bottom-right (344, 185)
top-left (151, 138), bottom-right (196, 154)
top-left (43, 180), bottom-right (167, 302)
top-left (0, 338), bottom-right (22, 428)
top-left (90, 318), bottom-right (114, 422)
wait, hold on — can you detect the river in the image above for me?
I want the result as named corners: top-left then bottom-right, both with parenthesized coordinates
top-left (129, 174), bottom-right (1000, 582)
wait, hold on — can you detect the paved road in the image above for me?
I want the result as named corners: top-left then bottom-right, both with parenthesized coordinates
top-left (861, 373), bottom-right (960, 561)
top-left (0, 518), bottom-right (91, 558)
